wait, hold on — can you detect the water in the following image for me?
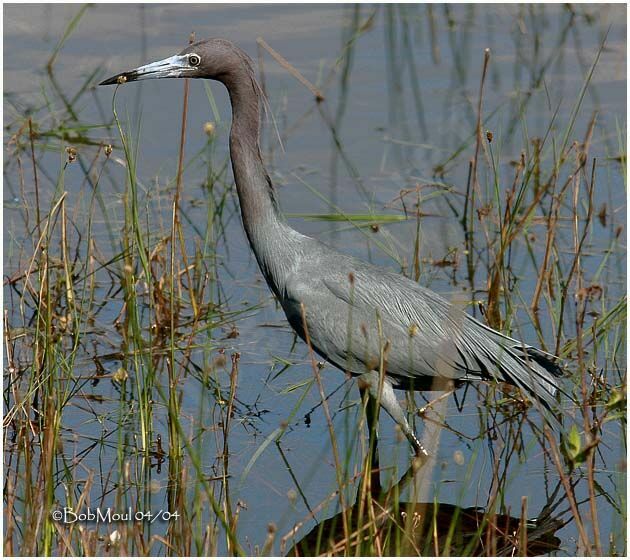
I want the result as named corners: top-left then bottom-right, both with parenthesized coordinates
top-left (4, 4), bottom-right (626, 555)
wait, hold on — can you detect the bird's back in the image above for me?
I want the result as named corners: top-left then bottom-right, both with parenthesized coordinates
top-left (274, 234), bottom-right (566, 408)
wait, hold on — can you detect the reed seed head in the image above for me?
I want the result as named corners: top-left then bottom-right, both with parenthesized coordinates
top-left (204, 121), bottom-right (216, 136)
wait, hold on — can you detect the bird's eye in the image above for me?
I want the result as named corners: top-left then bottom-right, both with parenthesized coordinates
top-left (188, 54), bottom-right (201, 67)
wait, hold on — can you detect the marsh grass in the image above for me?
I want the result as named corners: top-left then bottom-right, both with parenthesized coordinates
top-left (3, 4), bottom-right (626, 557)
top-left (4, 8), bottom-right (254, 555)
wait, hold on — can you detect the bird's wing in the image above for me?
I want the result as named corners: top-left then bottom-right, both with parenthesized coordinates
top-left (285, 256), bottom-right (565, 404)
top-left (321, 265), bottom-right (487, 381)
top-left (283, 260), bottom-right (484, 384)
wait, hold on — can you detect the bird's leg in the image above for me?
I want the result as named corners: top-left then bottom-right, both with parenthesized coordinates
top-left (359, 371), bottom-right (429, 458)
top-left (359, 385), bottom-right (381, 495)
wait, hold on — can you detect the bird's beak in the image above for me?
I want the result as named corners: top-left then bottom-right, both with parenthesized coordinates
top-left (100, 54), bottom-right (191, 85)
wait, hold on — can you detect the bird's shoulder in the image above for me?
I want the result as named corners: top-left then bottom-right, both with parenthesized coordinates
top-left (284, 240), bottom-right (459, 327)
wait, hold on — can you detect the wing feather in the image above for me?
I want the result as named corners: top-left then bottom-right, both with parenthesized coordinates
top-left (283, 250), bottom-right (565, 406)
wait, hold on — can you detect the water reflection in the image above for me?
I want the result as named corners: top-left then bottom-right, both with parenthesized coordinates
top-left (286, 500), bottom-right (563, 556)
top-left (284, 459), bottom-right (566, 556)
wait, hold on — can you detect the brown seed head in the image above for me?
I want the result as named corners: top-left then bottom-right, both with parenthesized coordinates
top-left (112, 367), bottom-right (129, 383)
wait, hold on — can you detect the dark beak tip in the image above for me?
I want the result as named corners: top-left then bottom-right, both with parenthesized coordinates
top-left (99, 73), bottom-right (134, 86)
top-left (99, 76), bottom-right (118, 86)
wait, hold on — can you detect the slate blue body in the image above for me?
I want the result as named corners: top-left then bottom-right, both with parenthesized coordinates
top-left (101, 38), bottom-right (566, 456)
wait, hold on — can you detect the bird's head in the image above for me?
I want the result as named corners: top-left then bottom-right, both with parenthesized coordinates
top-left (100, 38), bottom-right (247, 85)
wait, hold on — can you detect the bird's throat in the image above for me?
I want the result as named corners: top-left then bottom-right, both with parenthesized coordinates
top-left (228, 71), bottom-right (281, 223)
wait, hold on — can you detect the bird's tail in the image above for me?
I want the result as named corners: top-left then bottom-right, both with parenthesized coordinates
top-left (465, 315), bottom-right (568, 414)
top-left (502, 343), bottom-right (569, 413)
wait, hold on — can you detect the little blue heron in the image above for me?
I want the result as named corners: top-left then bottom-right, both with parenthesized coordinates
top-left (101, 38), bottom-right (566, 457)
